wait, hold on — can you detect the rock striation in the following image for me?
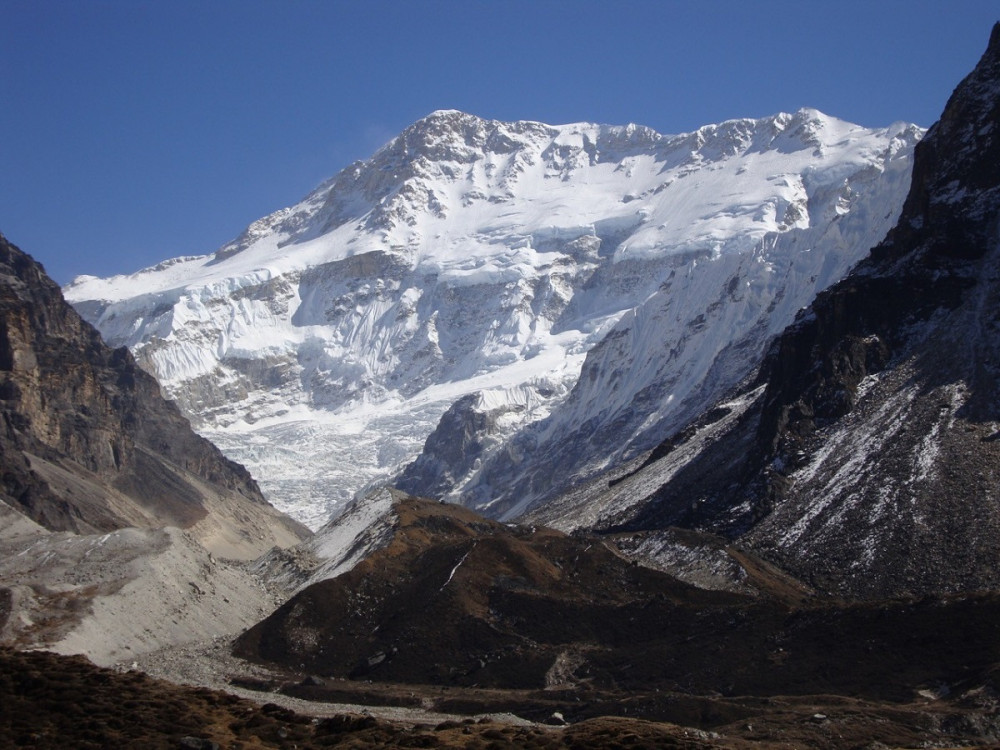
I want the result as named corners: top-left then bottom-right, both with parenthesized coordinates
top-left (0, 233), bottom-right (308, 554)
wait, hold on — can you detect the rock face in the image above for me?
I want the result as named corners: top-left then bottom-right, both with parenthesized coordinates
top-left (603, 24), bottom-right (1000, 599)
top-left (65, 109), bottom-right (920, 527)
top-left (250, 487), bottom-right (400, 596)
top-left (0, 234), bottom-right (308, 554)
top-left (396, 392), bottom-right (526, 499)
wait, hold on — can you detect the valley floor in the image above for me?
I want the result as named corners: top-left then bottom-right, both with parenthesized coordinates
top-left (6, 645), bottom-right (999, 750)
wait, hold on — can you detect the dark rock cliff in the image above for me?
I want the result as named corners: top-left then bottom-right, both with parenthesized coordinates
top-left (619, 24), bottom-right (1000, 599)
top-left (757, 22), bottom-right (1000, 476)
top-left (0, 233), bottom-right (303, 540)
top-left (396, 393), bottom-right (506, 499)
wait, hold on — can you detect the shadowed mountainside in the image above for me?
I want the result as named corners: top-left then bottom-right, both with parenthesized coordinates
top-left (0, 234), bottom-right (311, 664)
top-left (0, 233), bottom-right (308, 553)
top-left (583, 23), bottom-right (1000, 600)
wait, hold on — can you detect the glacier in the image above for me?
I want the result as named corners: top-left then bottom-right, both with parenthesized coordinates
top-left (65, 109), bottom-right (922, 528)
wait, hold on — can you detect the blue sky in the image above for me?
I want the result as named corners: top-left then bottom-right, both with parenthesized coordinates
top-left (2, 1), bottom-right (998, 284)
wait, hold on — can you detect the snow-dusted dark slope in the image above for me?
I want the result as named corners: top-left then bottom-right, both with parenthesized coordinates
top-left (66, 109), bottom-right (920, 527)
top-left (584, 24), bottom-right (1000, 600)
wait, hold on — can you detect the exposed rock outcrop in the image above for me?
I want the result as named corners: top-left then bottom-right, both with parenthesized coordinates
top-left (396, 392), bottom-right (527, 500)
top-left (0, 233), bottom-right (309, 556)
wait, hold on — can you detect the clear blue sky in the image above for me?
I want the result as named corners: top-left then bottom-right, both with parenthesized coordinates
top-left (2, 1), bottom-right (998, 284)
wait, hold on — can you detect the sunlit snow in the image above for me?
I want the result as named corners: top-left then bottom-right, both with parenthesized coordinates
top-left (65, 109), bottom-right (922, 528)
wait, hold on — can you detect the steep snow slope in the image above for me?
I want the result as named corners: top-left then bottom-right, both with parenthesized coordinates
top-left (394, 114), bottom-right (921, 517)
top-left (66, 110), bottom-right (920, 527)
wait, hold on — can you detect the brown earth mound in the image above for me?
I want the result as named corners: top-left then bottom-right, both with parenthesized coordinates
top-left (235, 498), bottom-right (1000, 734)
top-left (236, 499), bottom-right (743, 689)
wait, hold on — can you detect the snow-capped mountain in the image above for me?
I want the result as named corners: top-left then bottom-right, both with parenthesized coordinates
top-left (66, 109), bottom-right (921, 527)
top-left (400, 114), bottom-right (921, 517)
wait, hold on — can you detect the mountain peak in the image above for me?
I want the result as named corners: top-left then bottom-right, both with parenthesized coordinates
top-left (416, 108), bottom-right (476, 124)
top-left (385, 109), bottom-right (555, 164)
top-left (402, 108), bottom-right (485, 137)
top-left (424, 108), bottom-right (466, 118)
top-left (65, 106), bottom-right (921, 528)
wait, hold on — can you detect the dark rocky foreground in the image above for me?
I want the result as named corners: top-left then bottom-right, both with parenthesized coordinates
top-left (5, 647), bottom-right (1000, 749)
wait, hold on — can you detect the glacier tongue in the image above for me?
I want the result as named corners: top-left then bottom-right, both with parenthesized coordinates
top-left (65, 109), bottom-right (923, 529)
